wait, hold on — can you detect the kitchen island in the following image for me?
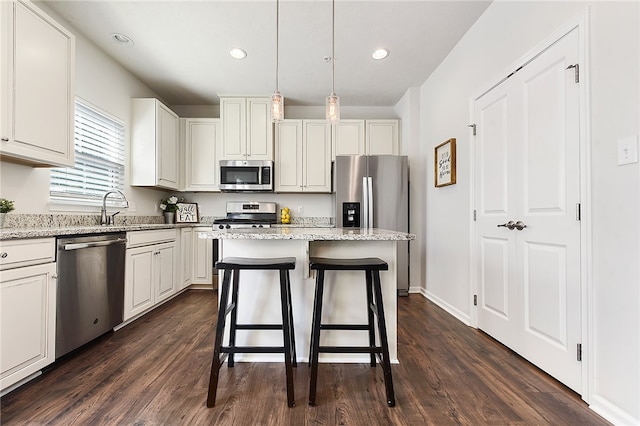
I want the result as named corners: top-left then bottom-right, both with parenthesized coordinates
top-left (199, 227), bottom-right (415, 363)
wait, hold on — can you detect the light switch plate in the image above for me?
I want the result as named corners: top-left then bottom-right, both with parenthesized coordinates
top-left (617, 135), bottom-right (638, 165)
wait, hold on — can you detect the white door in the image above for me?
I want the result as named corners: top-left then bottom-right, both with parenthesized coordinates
top-left (474, 28), bottom-right (582, 392)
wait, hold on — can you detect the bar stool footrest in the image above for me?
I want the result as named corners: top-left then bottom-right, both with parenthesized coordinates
top-left (318, 346), bottom-right (383, 354)
top-left (221, 346), bottom-right (287, 354)
top-left (320, 324), bottom-right (371, 331)
top-left (235, 324), bottom-right (284, 330)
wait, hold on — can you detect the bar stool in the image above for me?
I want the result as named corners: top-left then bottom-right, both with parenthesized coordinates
top-left (206, 257), bottom-right (297, 408)
top-left (307, 257), bottom-right (395, 407)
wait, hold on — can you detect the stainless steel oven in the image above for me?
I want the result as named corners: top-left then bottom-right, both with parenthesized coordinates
top-left (219, 160), bottom-right (273, 192)
top-left (213, 201), bottom-right (277, 229)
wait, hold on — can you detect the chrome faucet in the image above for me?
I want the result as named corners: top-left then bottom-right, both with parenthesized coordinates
top-left (101, 189), bottom-right (129, 225)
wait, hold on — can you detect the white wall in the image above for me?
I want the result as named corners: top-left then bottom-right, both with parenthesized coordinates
top-left (410, 1), bottom-right (639, 424)
top-left (394, 87), bottom-right (425, 293)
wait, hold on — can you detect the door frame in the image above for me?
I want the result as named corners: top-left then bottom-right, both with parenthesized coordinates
top-left (468, 10), bottom-right (592, 401)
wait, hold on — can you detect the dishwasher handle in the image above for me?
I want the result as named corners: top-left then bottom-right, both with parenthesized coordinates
top-left (63, 238), bottom-right (128, 251)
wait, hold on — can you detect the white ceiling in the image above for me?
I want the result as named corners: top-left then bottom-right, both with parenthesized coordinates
top-left (41, 0), bottom-right (491, 107)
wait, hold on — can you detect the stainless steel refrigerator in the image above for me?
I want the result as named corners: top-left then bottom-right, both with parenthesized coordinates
top-left (334, 155), bottom-right (410, 296)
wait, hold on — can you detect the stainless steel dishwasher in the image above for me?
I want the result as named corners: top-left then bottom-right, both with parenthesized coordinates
top-left (56, 233), bottom-right (127, 358)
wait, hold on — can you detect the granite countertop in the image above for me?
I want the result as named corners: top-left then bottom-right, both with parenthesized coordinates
top-left (0, 223), bottom-right (211, 240)
top-left (199, 227), bottom-right (415, 241)
top-left (0, 215), bottom-right (337, 241)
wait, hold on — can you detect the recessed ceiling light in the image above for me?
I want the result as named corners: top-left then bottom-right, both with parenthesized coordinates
top-left (372, 48), bottom-right (389, 60)
top-left (111, 33), bottom-right (134, 46)
top-left (229, 48), bottom-right (247, 59)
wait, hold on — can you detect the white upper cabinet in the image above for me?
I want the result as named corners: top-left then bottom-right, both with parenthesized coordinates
top-left (332, 119), bottom-right (399, 159)
top-left (275, 119), bottom-right (331, 193)
top-left (275, 120), bottom-right (303, 192)
top-left (220, 97), bottom-right (273, 160)
top-left (366, 119), bottom-right (399, 155)
top-left (131, 98), bottom-right (179, 190)
top-left (332, 120), bottom-right (365, 157)
top-left (0, 0), bottom-right (75, 167)
top-left (182, 118), bottom-right (221, 191)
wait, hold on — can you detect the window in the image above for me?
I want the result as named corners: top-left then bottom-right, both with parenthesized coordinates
top-left (50, 100), bottom-right (125, 206)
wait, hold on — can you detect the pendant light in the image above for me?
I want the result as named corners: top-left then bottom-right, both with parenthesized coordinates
top-left (271, 0), bottom-right (284, 123)
top-left (326, 0), bottom-right (340, 123)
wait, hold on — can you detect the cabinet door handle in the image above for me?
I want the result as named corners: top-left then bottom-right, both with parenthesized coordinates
top-left (1, 252), bottom-right (8, 258)
top-left (1, 137), bottom-right (9, 142)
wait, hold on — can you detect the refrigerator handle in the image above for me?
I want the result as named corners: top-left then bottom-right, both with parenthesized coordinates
top-left (367, 176), bottom-right (373, 228)
top-left (362, 176), bottom-right (369, 228)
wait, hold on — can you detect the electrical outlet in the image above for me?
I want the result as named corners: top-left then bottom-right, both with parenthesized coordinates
top-left (297, 205), bottom-right (304, 214)
top-left (617, 135), bottom-right (639, 165)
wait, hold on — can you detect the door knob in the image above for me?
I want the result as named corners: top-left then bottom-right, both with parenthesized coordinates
top-left (497, 221), bottom-right (516, 230)
top-left (514, 221), bottom-right (527, 231)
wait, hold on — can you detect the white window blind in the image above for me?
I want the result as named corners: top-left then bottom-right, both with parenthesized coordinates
top-left (50, 101), bottom-right (125, 205)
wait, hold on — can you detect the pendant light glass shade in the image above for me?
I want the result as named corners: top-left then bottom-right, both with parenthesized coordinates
top-left (326, 93), bottom-right (340, 123)
top-left (271, 91), bottom-right (284, 123)
top-left (326, 0), bottom-right (339, 123)
top-left (271, 0), bottom-right (284, 123)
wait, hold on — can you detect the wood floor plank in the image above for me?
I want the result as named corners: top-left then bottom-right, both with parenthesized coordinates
top-left (1, 290), bottom-right (609, 425)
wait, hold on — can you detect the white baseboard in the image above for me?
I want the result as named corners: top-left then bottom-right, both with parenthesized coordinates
top-left (589, 394), bottom-right (639, 426)
top-left (414, 289), bottom-right (472, 327)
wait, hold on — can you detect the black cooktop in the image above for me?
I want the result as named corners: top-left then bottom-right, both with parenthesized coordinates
top-left (213, 218), bottom-right (275, 225)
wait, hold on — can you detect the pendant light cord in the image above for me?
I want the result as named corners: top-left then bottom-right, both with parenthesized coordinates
top-left (275, 0), bottom-right (280, 92)
top-left (331, 0), bottom-right (335, 94)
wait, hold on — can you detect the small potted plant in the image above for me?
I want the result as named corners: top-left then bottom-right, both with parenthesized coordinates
top-left (0, 198), bottom-right (15, 228)
top-left (160, 195), bottom-right (182, 223)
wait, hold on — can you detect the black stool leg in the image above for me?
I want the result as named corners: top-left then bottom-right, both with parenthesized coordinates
top-left (308, 270), bottom-right (320, 365)
top-left (372, 270), bottom-right (395, 407)
top-left (228, 269), bottom-right (240, 367)
top-left (279, 270), bottom-right (296, 407)
top-left (207, 268), bottom-right (233, 407)
top-left (308, 269), bottom-right (325, 406)
top-left (365, 270), bottom-right (376, 367)
top-left (285, 269), bottom-right (297, 367)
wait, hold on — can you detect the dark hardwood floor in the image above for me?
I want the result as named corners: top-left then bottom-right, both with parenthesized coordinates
top-left (1, 290), bottom-right (608, 425)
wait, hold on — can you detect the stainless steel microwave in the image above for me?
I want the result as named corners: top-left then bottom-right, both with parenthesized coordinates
top-left (219, 160), bottom-right (273, 192)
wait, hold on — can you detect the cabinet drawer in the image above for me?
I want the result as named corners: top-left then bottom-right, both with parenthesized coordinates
top-left (127, 229), bottom-right (176, 248)
top-left (0, 238), bottom-right (56, 271)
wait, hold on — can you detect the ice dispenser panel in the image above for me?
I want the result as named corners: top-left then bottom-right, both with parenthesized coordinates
top-left (342, 202), bottom-right (360, 228)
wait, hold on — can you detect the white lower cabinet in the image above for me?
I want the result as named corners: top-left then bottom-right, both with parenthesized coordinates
top-left (124, 230), bottom-right (177, 321)
top-left (179, 228), bottom-right (193, 290)
top-left (192, 227), bottom-right (213, 285)
top-left (0, 238), bottom-right (56, 393)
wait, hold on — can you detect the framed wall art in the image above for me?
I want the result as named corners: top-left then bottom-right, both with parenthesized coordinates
top-left (176, 202), bottom-right (199, 223)
top-left (434, 138), bottom-right (456, 187)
